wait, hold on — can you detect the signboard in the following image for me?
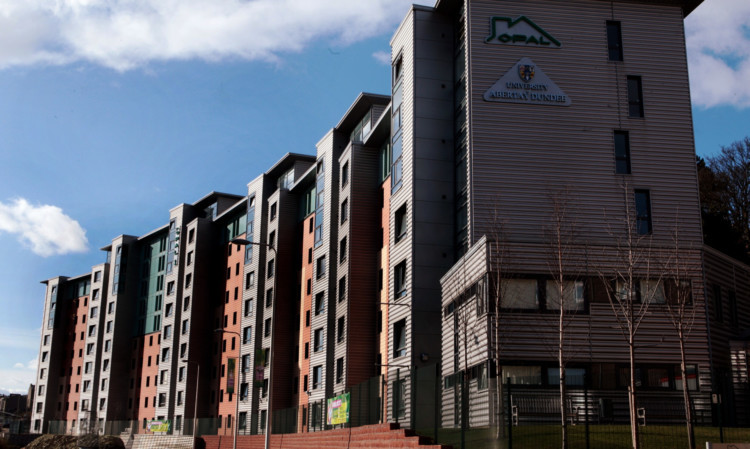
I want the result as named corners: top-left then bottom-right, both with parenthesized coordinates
top-left (148, 420), bottom-right (170, 433)
top-left (326, 393), bottom-right (350, 426)
top-left (485, 16), bottom-right (561, 48)
top-left (226, 358), bottom-right (236, 395)
top-left (483, 57), bottom-right (571, 106)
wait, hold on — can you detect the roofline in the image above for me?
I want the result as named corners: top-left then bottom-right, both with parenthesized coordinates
top-left (334, 92), bottom-right (391, 131)
top-left (192, 191), bottom-right (244, 207)
top-left (137, 224), bottom-right (169, 242)
top-left (214, 197), bottom-right (248, 222)
top-left (704, 244), bottom-right (750, 271)
top-left (265, 152), bottom-right (316, 177)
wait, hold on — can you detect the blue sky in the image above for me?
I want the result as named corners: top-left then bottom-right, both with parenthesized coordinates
top-left (0, 0), bottom-right (748, 394)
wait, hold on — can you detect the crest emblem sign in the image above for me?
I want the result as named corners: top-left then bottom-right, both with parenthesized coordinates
top-left (483, 57), bottom-right (571, 106)
top-left (518, 64), bottom-right (535, 82)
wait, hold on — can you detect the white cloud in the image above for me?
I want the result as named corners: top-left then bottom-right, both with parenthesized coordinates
top-left (0, 364), bottom-right (36, 395)
top-left (0, 0), bottom-right (431, 72)
top-left (12, 363), bottom-right (24, 369)
top-left (372, 50), bottom-right (391, 65)
top-left (686, 0), bottom-right (750, 109)
top-left (0, 198), bottom-right (89, 257)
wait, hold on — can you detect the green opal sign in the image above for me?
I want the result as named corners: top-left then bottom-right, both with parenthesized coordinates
top-left (486, 16), bottom-right (561, 48)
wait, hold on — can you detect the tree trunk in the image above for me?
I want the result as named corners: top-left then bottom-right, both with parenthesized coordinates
top-left (559, 295), bottom-right (568, 449)
top-left (679, 330), bottom-right (696, 449)
top-left (629, 337), bottom-right (640, 449)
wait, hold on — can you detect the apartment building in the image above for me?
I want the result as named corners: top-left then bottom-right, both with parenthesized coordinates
top-left (34, 0), bottom-right (750, 436)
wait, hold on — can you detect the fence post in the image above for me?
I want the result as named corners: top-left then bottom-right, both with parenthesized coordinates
top-left (584, 374), bottom-right (590, 449)
top-left (412, 365), bottom-right (417, 431)
top-left (396, 368), bottom-right (400, 425)
top-left (507, 379), bottom-right (512, 449)
top-left (434, 363), bottom-right (440, 446)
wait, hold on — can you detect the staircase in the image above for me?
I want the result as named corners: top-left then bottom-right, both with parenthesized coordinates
top-left (201, 423), bottom-right (451, 449)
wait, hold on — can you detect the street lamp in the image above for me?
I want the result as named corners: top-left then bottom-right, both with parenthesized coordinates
top-left (181, 358), bottom-right (200, 442)
top-left (214, 328), bottom-right (241, 449)
top-left (231, 237), bottom-right (277, 449)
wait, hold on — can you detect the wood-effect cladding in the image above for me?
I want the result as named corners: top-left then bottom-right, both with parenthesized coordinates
top-left (467, 0), bottom-right (701, 249)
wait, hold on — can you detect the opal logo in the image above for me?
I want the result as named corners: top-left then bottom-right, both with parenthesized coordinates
top-left (485, 16), bottom-right (561, 48)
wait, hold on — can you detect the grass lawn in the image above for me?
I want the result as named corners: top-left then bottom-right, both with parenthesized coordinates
top-left (423, 424), bottom-right (750, 449)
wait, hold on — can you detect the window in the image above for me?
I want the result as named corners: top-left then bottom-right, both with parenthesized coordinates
top-left (244, 299), bottom-right (253, 317)
top-left (395, 204), bottom-right (407, 242)
top-left (178, 366), bottom-right (185, 382)
top-left (267, 259), bottom-right (275, 278)
top-left (544, 280), bottom-right (585, 311)
top-left (164, 325), bottom-right (172, 339)
top-left (159, 393), bottom-right (166, 407)
top-left (336, 358), bottom-right (344, 383)
top-left (341, 162), bottom-right (349, 188)
top-left (264, 318), bottom-right (271, 337)
top-left (502, 279), bottom-right (539, 309)
top-left (393, 378), bottom-right (406, 419)
top-left (187, 251), bottom-right (193, 266)
top-left (612, 131), bottom-right (631, 175)
top-left (640, 279), bottom-right (666, 304)
top-left (188, 228), bottom-right (194, 243)
top-left (394, 261), bottom-right (407, 299)
top-left (339, 237), bottom-right (347, 263)
top-left (84, 362), bottom-right (92, 374)
top-left (108, 302), bottom-right (114, 314)
top-left (676, 365), bottom-right (698, 391)
top-left (315, 292), bottom-right (325, 315)
top-left (391, 135), bottom-right (403, 192)
top-left (242, 355), bottom-right (250, 372)
top-left (314, 328), bottom-right (324, 352)
top-left (338, 277), bottom-right (346, 303)
top-left (88, 325), bottom-right (96, 337)
top-left (182, 319), bottom-right (189, 334)
top-left (183, 296), bottom-right (190, 311)
top-left (162, 348), bottom-right (170, 362)
top-left (634, 190), bottom-right (652, 235)
top-left (547, 367), bottom-right (586, 387)
top-left (240, 383), bottom-right (249, 401)
top-left (394, 319), bottom-right (406, 358)
top-left (270, 202), bottom-right (277, 221)
top-left (340, 199), bottom-right (348, 224)
top-left (42, 351), bottom-right (48, 362)
top-left (316, 255), bottom-right (326, 279)
top-left (305, 311), bottom-right (310, 327)
top-left (312, 365), bottom-right (322, 389)
top-left (177, 391), bottom-right (183, 405)
top-left (160, 370), bottom-right (167, 385)
top-left (245, 271), bottom-right (255, 289)
top-left (86, 343), bottom-right (94, 355)
top-left (94, 271), bottom-right (102, 282)
top-left (713, 284), bottom-right (723, 322)
top-left (167, 281), bottom-right (175, 295)
top-left (269, 231), bottom-right (276, 249)
top-left (607, 20), bottom-right (623, 61)
top-left (185, 274), bottom-right (192, 288)
top-left (180, 343), bottom-right (187, 358)
top-left (92, 289), bottom-right (100, 301)
top-left (243, 326), bottom-right (252, 344)
top-left (503, 366), bottom-right (542, 385)
top-left (103, 359), bottom-right (109, 371)
top-left (627, 76), bottom-right (644, 117)
top-left (43, 335), bottom-right (49, 345)
top-left (337, 316), bottom-right (345, 342)
top-left (266, 288), bottom-right (273, 308)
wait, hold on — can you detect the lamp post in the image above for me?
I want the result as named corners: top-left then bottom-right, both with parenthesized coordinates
top-left (214, 329), bottom-right (241, 449)
top-left (231, 237), bottom-right (276, 449)
top-left (181, 359), bottom-right (200, 441)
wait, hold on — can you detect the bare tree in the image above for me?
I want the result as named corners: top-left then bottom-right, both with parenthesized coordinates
top-left (600, 183), bottom-right (661, 449)
top-left (487, 203), bottom-right (510, 439)
top-left (545, 189), bottom-right (584, 449)
top-left (664, 226), bottom-right (699, 449)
